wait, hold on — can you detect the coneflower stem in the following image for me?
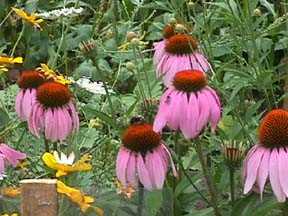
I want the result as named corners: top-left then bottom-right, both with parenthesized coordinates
top-left (10, 25), bottom-right (25, 57)
top-left (229, 166), bottom-right (235, 205)
top-left (195, 140), bottom-right (221, 216)
top-left (44, 138), bottom-right (49, 152)
top-left (137, 183), bottom-right (144, 216)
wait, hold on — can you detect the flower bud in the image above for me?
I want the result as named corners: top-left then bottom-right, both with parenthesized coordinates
top-left (126, 31), bottom-right (138, 42)
top-left (126, 62), bottom-right (135, 71)
top-left (253, 8), bottom-right (262, 17)
top-left (175, 23), bottom-right (187, 33)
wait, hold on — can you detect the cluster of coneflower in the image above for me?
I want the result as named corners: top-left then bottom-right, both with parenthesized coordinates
top-left (116, 21), bottom-right (288, 214)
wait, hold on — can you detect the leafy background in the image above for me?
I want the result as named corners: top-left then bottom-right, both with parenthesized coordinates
top-left (0, 0), bottom-right (288, 215)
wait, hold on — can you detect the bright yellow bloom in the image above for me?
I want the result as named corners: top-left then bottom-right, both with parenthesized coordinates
top-left (12, 7), bottom-right (43, 30)
top-left (1, 213), bottom-right (19, 216)
top-left (0, 56), bottom-right (23, 65)
top-left (42, 152), bottom-right (92, 177)
top-left (0, 187), bottom-right (21, 198)
top-left (37, 63), bottom-right (73, 85)
top-left (57, 181), bottom-right (103, 215)
top-left (115, 180), bottom-right (135, 199)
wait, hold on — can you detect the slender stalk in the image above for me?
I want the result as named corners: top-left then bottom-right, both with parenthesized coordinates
top-left (137, 183), bottom-right (144, 216)
top-left (44, 138), bottom-right (49, 152)
top-left (112, 0), bottom-right (119, 43)
top-left (92, 58), bottom-right (116, 118)
top-left (280, 202), bottom-right (288, 216)
top-left (229, 166), bottom-right (235, 205)
top-left (194, 140), bottom-right (221, 216)
top-left (0, 9), bottom-right (12, 28)
top-left (10, 25), bottom-right (25, 56)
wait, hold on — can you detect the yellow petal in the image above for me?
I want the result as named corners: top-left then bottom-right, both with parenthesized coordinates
top-left (0, 56), bottom-right (23, 64)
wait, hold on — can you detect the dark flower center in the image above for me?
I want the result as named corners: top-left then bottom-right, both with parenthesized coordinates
top-left (173, 70), bottom-right (207, 92)
top-left (37, 82), bottom-right (71, 108)
top-left (259, 109), bottom-right (288, 148)
top-left (122, 124), bottom-right (161, 153)
top-left (17, 70), bottom-right (45, 89)
top-left (165, 34), bottom-right (198, 55)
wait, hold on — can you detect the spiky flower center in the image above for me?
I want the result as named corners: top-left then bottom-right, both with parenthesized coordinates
top-left (122, 124), bottom-right (161, 153)
top-left (173, 70), bottom-right (207, 92)
top-left (259, 109), bottom-right (288, 148)
top-left (165, 34), bottom-right (198, 55)
top-left (17, 70), bottom-right (45, 89)
top-left (163, 24), bottom-right (175, 39)
top-left (37, 82), bottom-right (71, 108)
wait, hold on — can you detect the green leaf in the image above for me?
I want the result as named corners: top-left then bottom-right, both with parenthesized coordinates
top-left (145, 190), bottom-right (163, 216)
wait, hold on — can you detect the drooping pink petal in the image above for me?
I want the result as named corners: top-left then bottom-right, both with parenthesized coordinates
top-left (166, 91), bottom-right (185, 130)
top-left (256, 148), bottom-right (270, 199)
top-left (116, 148), bottom-right (130, 186)
top-left (195, 89), bottom-right (210, 134)
top-left (161, 143), bottom-right (178, 177)
top-left (137, 153), bottom-right (152, 190)
top-left (15, 90), bottom-right (24, 120)
top-left (244, 146), bottom-right (265, 194)
top-left (28, 103), bottom-right (44, 137)
top-left (0, 154), bottom-right (5, 177)
top-left (153, 88), bottom-right (173, 133)
top-left (278, 147), bottom-right (288, 197)
top-left (126, 152), bottom-right (138, 188)
top-left (22, 89), bottom-right (36, 121)
top-left (203, 88), bottom-right (221, 132)
top-left (242, 145), bottom-right (258, 180)
top-left (190, 52), bottom-right (211, 72)
top-left (67, 101), bottom-right (79, 132)
top-left (61, 107), bottom-right (73, 137)
top-left (0, 144), bottom-right (26, 167)
top-left (180, 93), bottom-right (199, 139)
top-left (269, 148), bottom-right (286, 202)
top-left (145, 149), bottom-right (166, 189)
top-left (44, 108), bottom-right (55, 141)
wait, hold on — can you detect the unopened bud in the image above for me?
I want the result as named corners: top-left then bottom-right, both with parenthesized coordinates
top-left (126, 31), bottom-right (138, 42)
top-left (187, 1), bottom-right (195, 8)
top-left (253, 8), bottom-right (262, 17)
top-left (130, 38), bottom-right (140, 46)
top-left (175, 24), bottom-right (187, 33)
top-left (169, 18), bottom-right (177, 25)
top-left (126, 62), bottom-right (135, 71)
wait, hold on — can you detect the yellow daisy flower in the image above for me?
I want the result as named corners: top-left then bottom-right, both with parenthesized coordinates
top-left (37, 63), bottom-right (73, 85)
top-left (12, 7), bottom-right (43, 30)
top-left (42, 152), bottom-right (92, 177)
top-left (0, 56), bottom-right (23, 65)
top-left (57, 180), bottom-right (103, 215)
top-left (1, 213), bottom-right (19, 216)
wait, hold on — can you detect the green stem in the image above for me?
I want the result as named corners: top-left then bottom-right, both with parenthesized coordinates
top-left (138, 183), bottom-right (144, 216)
top-left (195, 140), bottom-right (221, 216)
top-left (44, 138), bottom-right (49, 152)
top-left (280, 202), bottom-right (288, 216)
top-left (92, 58), bottom-right (116, 118)
top-left (0, 9), bottom-right (12, 28)
top-left (229, 166), bottom-right (235, 205)
top-left (10, 24), bottom-right (25, 56)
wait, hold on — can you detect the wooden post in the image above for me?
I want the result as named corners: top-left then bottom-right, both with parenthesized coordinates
top-left (20, 179), bottom-right (58, 216)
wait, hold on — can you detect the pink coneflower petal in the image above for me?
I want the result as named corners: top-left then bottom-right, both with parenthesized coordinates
top-left (116, 148), bottom-right (131, 186)
top-left (161, 144), bottom-right (178, 177)
top-left (181, 93), bottom-right (199, 139)
top-left (145, 149), bottom-right (166, 189)
top-left (68, 101), bottom-right (79, 132)
top-left (190, 52), bottom-right (211, 72)
top-left (278, 148), bottom-right (288, 197)
top-left (153, 89), bottom-right (173, 133)
top-left (22, 89), bottom-right (33, 120)
top-left (244, 146), bottom-right (265, 194)
top-left (15, 90), bottom-right (24, 120)
top-left (204, 88), bottom-right (221, 132)
top-left (269, 149), bottom-right (286, 202)
top-left (0, 144), bottom-right (26, 167)
top-left (196, 89), bottom-right (210, 133)
top-left (0, 154), bottom-right (5, 177)
top-left (242, 145), bottom-right (258, 180)
top-left (167, 91), bottom-right (185, 130)
top-left (137, 154), bottom-right (153, 190)
top-left (256, 149), bottom-right (270, 199)
top-left (44, 109), bottom-right (55, 141)
top-left (126, 153), bottom-right (137, 187)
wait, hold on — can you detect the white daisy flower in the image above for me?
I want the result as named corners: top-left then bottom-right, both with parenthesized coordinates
top-left (37, 7), bottom-right (84, 20)
top-left (76, 77), bottom-right (113, 95)
top-left (53, 151), bottom-right (75, 165)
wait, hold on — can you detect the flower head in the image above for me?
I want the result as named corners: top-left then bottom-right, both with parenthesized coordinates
top-left (0, 187), bottom-right (21, 198)
top-left (116, 123), bottom-right (177, 190)
top-left (37, 7), bottom-right (84, 20)
top-left (12, 7), bottom-right (43, 30)
top-left (243, 109), bottom-right (288, 202)
top-left (163, 24), bottom-right (176, 39)
top-left (42, 152), bottom-right (92, 177)
top-left (153, 70), bottom-right (221, 139)
top-left (57, 181), bottom-right (97, 213)
top-left (222, 140), bottom-right (245, 167)
top-left (165, 34), bottom-right (198, 55)
top-left (115, 180), bottom-right (135, 199)
top-left (15, 70), bottom-right (46, 121)
top-left (0, 56), bottom-right (23, 65)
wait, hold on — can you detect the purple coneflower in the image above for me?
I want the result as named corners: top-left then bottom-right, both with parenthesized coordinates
top-left (153, 31), bottom-right (211, 86)
top-left (0, 143), bottom-right (26, 179)
top-left (243, 109), bottom-right (288, 202)
top-left (15, 70), bottom-right (45, 121)
top-left (116, 123), bottom-right (177, 190)
top-left (28, 81), bottom-right (79, 142)
top-left (153, 70), bottom-right (221, 139)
